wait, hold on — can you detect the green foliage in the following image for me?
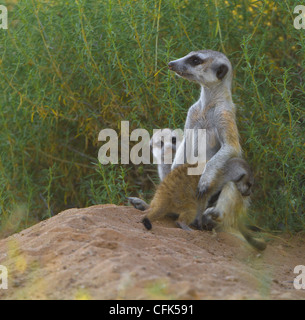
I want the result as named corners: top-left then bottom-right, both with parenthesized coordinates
top-left (0, 0), bottom-right (304, 235)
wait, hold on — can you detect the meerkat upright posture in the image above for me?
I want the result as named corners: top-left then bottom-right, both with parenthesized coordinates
top-left (168, 50), bottom-right (247, 229)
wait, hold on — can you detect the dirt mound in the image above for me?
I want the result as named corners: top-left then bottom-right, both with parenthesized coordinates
top-left (0, 204), bottom-right (304, 300)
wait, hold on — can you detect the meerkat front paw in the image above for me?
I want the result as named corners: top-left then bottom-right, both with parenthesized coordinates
top-left (201, 207), bottom-right (220, 230)
top-left (190, 218), bottom-right (202, 230)
top-left (196, 174), bottom-right (213, 199)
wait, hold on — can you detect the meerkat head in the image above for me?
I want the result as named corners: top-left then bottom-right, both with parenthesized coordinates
top-left (168, 50), bottom-right (232, 88)
top-left (234, 171), bottom-right (254, 197)
top-left (150, 129), bottom-right (183, 162)
top-left (226, 158), bottom-right (254, 197)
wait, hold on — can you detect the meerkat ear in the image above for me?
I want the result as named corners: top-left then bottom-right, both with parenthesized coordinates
top-left (216, 64), bottom-right (229, 80)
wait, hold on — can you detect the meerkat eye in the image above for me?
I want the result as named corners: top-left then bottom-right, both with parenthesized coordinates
top-left (192, 58), bottom-right (200, 64)
top-left (187, 56), bottom-right (205, 66)
top-left (172, 136), bottom-right (176, 145)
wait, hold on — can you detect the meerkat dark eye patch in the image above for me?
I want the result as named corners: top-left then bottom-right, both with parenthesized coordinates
top-left (215, 64), bottom-right (229, 80)
top-left (187, 55), bottom-right (206, 67)
top-left (234, 173), bottom-right (245, 183)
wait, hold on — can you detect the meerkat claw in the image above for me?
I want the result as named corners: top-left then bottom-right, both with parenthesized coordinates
top-left (196, 186), bottom-right (208, 199)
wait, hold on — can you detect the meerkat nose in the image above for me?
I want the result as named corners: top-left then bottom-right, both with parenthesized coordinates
top-left (168, 61), bottom-right (174, 70)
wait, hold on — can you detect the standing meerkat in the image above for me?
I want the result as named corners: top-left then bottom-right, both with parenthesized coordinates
top-left (168, 50), bottom-right (246, 228)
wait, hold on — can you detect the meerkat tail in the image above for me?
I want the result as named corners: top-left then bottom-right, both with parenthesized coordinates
top-left (238, 221), bottom-right (267, 251)
top-left (127, 197), bottom-right (150, 211)
top-left (245, 225), bottom-right (264, 232)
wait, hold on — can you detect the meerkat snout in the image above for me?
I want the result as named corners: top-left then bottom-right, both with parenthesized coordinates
top-left (168, 61), bottom-right (174, 70)
top-left (168, 60), bottom-right (185, 76)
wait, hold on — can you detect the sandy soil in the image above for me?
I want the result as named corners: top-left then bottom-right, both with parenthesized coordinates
top-left (0, 204), bottom-right (304, 300)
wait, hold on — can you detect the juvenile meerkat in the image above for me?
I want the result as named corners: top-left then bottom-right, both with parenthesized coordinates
top-left (127, 128), bottom-right (182, 211)
top-left (128, 157), bottom-right (266, 251)
top-left (150, 128), bottom-right (183, 181)
top-left (168, 50), bottom-right (246, 228)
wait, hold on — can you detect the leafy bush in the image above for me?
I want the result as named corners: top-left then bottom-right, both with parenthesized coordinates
top-left (0, 0), bottom-right (304, 235)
